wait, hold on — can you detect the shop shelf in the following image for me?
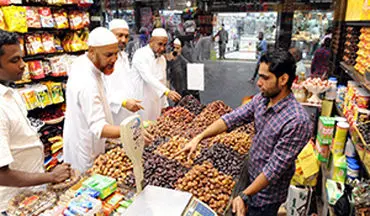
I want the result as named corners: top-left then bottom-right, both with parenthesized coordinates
top-left (340, 61), bottom-right (370, 92)
top-left (345, 21), bottom-right (370, 27)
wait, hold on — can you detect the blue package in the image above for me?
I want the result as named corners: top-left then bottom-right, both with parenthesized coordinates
top-left (75, 188), bottom-right (100, 198)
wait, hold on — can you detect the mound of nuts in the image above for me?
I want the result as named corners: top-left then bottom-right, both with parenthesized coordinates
top-left (88, 147), bottom-right (133, 187)
top-left (210, 132), bottom-right (252, 155)
top-left (195, 143), bottom-right (246, 179)
top-left (143, 153), bottom-right (189, 189)
top-left (154, 136), bottom-right (201, 167)
top-left (175, 161), bottom-right (235, 215)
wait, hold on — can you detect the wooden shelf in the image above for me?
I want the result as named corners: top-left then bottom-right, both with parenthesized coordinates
top-left (340, 61), bottom-right (370, 92)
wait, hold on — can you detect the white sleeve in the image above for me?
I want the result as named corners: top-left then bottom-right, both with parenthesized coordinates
top-left (132, 53), bottom-right (169, 98)
top-left (0, 109), bottom-right (14, 167)
top-left (78, 87), bottom-right (109, 139)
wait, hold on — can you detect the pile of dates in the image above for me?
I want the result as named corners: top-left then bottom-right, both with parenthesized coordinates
top-left (154, 136), bottom-right (201, 167)
top-left (194, 143), bottom-right (246, 179)
top-left (88, 147), bottom-right (133, 187)
top-left (177, 95), bottom-right (205, 115)
top-left (210, 132), bottom-right (252, 155)
top-left (175, 161), bottom-right (235, 215)
top-left (144, 153), bottom-right (188, 189)
top-left (203, 100), bottom-right (233, 116)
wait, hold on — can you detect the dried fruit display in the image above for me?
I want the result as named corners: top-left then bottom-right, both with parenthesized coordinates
top-left (210, 132), bottom-right (252, 155)
top-left (144, 153), bottom-right (188, 189)
top-left (175, 161), bottom-right (235, 215)
top-left (194, 143), bottom-right (246, 179)
top-left (154, 136), bottom-right (201, 167)
top-left (177, 95), bottom-right (205, 115)
top-left (88, 147), bottom-right (133, 187)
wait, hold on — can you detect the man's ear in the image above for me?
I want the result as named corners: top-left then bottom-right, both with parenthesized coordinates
top-left (280, 73), bottom-right (289, 87)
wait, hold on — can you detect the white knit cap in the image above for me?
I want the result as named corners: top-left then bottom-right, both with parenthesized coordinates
top-left (152, 28), bottom-right (168, 38)
top-left (109, 19), bottom-right (129, 30)
top-left (88, 27), bottom-right (118, 47)
top-left (174, 38), bottom-right (181, 46)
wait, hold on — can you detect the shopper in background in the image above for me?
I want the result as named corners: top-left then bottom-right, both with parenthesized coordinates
top-left (195, 34), bottom-right (214, 62)
top-left (177, 49), bottom-right (312, 216)
top-left (131, 28), bottom-right (181, 121)
top-left (250, 32), bottom-right (268, 82)
top-left (311, 37), bottom-right (331, 79)
top-left (215, 24), bottom-right (228, 60)
top-left (167, 38), bottom-right (200, 100)
top-left (0, 29), bottom-right (71, 213)
top-left (64, 27), bottom-right (152, 173)
top-left (320, 27), bottom-right (332, 46)
top-left (289, 47), bottom-right (309, 78)
top-left (104, 19), bottom-right (143, 126)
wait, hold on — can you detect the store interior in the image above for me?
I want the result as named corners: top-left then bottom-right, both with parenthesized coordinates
top-left (0, 0), bottom-right (370, 215)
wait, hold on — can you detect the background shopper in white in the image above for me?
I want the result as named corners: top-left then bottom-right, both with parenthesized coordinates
top-left (104, 19), bottom-right (144, 125)
top-left (0, 29), bottom-right (71, 212)
top-left (131, 28), bottom-right (181, 120)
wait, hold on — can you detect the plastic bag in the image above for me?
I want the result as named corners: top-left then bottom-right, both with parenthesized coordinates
top-left (2, 6), bottom-right (27, 33)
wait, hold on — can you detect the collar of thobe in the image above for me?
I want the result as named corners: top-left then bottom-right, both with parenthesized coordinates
top-left (85, 55), bottom-right (114, 125)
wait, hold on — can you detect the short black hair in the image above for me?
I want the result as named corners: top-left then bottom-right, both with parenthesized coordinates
top-left (260, 48), bottom-right (297, 89)
top-left (0, 30), bottom-right (19, 56)
top-left (323, 37), bottom-right (331, 48)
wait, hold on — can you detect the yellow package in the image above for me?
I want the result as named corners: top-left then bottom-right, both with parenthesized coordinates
top-left (0, 9), bottom-right (7, 30)
top-left (70, 32), bottom-right (83, 52)
top-left (2, 6), bottom-right (27, 33)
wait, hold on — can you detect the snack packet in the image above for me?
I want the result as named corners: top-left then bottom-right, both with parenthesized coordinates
top-left (38, 7), bottom-right (54, 28)
top-left (2, 6), bottom-right (27, 33)
top-left (41, 32), bottom-right (56, 53)
top-left (25, 7), bottom-right (41, 28)
top-left (53, 9), bottom-right (68, 29)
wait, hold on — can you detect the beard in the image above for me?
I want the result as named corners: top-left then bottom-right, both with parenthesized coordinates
top-left (261, 81), bottom-right (281, 98)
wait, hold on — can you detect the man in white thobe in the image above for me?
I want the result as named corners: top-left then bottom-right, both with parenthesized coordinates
top-left (104, 19), bottom-right (143, 125)
top-left (131, 28), bottom-right (182, 121)
top-left (63, 27), bottom-right (150, 173)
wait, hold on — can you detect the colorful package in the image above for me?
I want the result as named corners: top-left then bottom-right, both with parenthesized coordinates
top-left (18, 36), bottom-right (25, 55)
top-left (68, 11), bottom-right (84, 30)
top-left (49, 56), bottom-right (67, 77)
top-left (2, 6), bottom-right (27, 33)
top-left (25, 33), bottom-right (44, 55)
top-left (42, 60), bottom-right (52, 75)
top-left (52, 9), bottom-right (68, 29)
top-left (82, 11), bottom-right (89, 27)
top-left (317, 116), bottom-right (335, 144)
top-left (0, 0), bottom-right (10, 6)
top-left (41, 32), bottom-right (56, 53)
top-left (46, 82), bottom-right (64, 104)
top-left (28, 60), bottom-right (45, 79)
top-left (20, 88), bottom-right (40, 110)
top-left (53, 36), bottom-right (64, 52)
top-left (25, 7), bottom-right (41, 28)
top-left (38, 7), bottom-right (54, 28)
top-left (35, 85), bottom-right (53, 108)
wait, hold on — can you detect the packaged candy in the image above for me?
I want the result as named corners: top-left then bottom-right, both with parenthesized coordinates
top-left (19, 88), bottom-right (40, 110)
top-left (38, 7), bottom-right (54, 28)
top-left (41, 32), bottom-right (56, 53)
top-left (18, 36), bottom-right (25, 55)
top-left (53, 9), bottom-right (68, 29)
top-left (53, 36), bottom-right (64, 52)
top-left (46, 81), bottom-right (64, 104)
top-left (28, 60), bottom-right (45, 79)
top-left (0, 9), bottom-right (7, 30)
top-left (25, 7), bottom-right (41, 28)
top-left (25, 33), bottom-right (44, 55)
top-left (63, 32), bottom-right (84, 52)
top-left (48, 56), bottom-right (67, 77)
top-left (2, 6), bottom-right (27, 33)
top-left (69, 11), bottom-right (84, 30)
top-left (35, 85), bottom-right (53, 108)
top-left (82, 11), bottom-right (89, 27)
top-left (42, 60), bottom-right (52, 75)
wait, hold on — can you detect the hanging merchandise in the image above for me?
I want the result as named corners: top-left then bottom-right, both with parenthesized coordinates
top-left (25, 7), bottom-right (41, 28)
top-left (41, 32), bottom-right (56, 54)
top-left (2, 6), bottom-right (27, 33)
top-left (38, 7), bottom-right (55, 28)
top-left (25, 33), bottom-right (44, 55)
top-left (52, 9), bottom-right (69, 29)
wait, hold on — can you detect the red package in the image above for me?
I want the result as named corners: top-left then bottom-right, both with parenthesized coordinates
top-left (38, 7), bottom-right (54, 28)
top-left (28, 60), bottom-right (45, 79)
top-left (82, 11), bottom-right (89, 27)
top-left (68, 11), bottom-right (84, 30)
top-left (41, 32), bottom-right (56, 53)
top-left (25, 7), bottom-right (41, 28)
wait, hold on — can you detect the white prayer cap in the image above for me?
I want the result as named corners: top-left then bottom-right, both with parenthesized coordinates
top-left (109, 19), bottom-right (129, 30)
top-left (151, 28), bottom-right (168, 38)
top-left (88, 27), bottom-right (118, 47)
top-left (174, 38), bottom-right (181, 46)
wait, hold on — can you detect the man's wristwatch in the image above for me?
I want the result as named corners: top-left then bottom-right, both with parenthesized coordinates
top-left (238, 192), bottom-right (249, 205)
